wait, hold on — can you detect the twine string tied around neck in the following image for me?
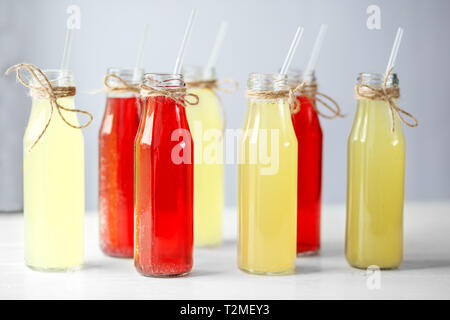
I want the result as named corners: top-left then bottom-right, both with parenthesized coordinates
top-left (354, 66), bottom-right (418, 132)
top-left (103, 73), bottom-right (140, 94)
top-left (291, 81), bottom-right (344, 119)
top-left (139, 79), bottom-right (199, 107)
top-left (5, 63), bottom-right (93, 151)
top-left (245, 88), bottom-right (301, 114)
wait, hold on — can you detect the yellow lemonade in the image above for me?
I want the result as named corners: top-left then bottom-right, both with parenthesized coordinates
top-left (346, 73), bottom-right (404, 269)
top-left (238, 73), bottom-right (297, 274)
top-left (24, 91), bottom-right (85, 270)
top-left (186, 87), bottom-right (224, 246)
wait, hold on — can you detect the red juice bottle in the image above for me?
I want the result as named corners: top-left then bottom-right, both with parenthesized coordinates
top-left (134, 73), bottom-right (194, 277)
top-left (290, 71), bottom-right (322, 255)
top-left (99, 68), bottom-right (144, 258)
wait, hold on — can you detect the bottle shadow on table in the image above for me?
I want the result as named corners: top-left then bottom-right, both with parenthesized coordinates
top-left (83, 261), bottom-right (224, 277)
top-left (400, 259), bottom-right (450, 271)
top-left (81, 258), bottom-right (135, 272)
top-left (218, 239), bottom-right (237, 248)
top-left (187, 269), bottom-right (223, 277)
top-left (293, 264), bottom-right (323, 275)
top-left (314, 243), bottom-right (345, 258)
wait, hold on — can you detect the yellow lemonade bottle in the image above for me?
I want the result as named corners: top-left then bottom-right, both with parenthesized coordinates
top-left (183, 66), bottom-right (224, 247)
top-left (20, 68), bottom-right (86, 271)
top-left (346, 72), bottom-right (405, 269)
top-left (238, 73), bottom-right (297, 275)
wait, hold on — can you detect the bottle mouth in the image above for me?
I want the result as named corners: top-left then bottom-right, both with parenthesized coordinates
top-left (285, 69), bottom-right (316, 86)
top-left (143, 73), bottom-right (185, 88)
top-left (29, 69), bottom-right (75, 87)
top-left (106, 67), bottom-right (144, 85)
top-left (357, 72), bottom-right (399, 88)
top-left (247, 73), bottom-right (288, 91)
top-left (182, 65), bottom-right (217, 82)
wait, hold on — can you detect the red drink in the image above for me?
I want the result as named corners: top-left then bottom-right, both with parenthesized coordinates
top-left (134, 74), bottom-right (193, 277)
top-left (99, 68), bottom-right (143, 258)
top-left (99, 97), bottom-right (141, 257)
top-left (291, 94), bottom-right (323, 255)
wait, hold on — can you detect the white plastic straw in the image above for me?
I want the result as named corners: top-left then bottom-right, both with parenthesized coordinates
top-left (304, 24), bottom-right (328, 74)
top-left (385, 27), bottom-right (404, 75)
top-left (173, 9), bottom-right (198, 74)
top-left (205, 21), bottom-right (229, 71)
top-left (60, 27), bottom-right (73, 70)
top-left (136, 23), bottom-right (150, 69)
top-left (280, 26), bottom-right (304, 75)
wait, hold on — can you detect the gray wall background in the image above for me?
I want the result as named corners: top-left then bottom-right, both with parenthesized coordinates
top-left (1, 0), bottom-right (449, 211)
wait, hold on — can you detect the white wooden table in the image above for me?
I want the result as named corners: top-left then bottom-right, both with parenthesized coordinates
top-left (1, 203), bottom-right (449, 299)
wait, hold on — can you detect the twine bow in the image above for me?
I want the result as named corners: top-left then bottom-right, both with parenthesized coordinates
top-left (245, 79), bottom-right (338, 116)
top-left (140, 79), bottom-right (199, 107)
top-left (103, 73), bottom-right (140, 94)
top-left (355, 66), bottom-right (418, 132)
top-left (246, 89), bottom-right (300, 114)
top-left (290, 82), bottom-right (343, 119)
top-left (6, 63), bottom-right (93, 151)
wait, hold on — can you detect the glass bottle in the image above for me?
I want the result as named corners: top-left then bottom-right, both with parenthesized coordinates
top-left (24, 69), bottom-right (84, 271)
top-left (289, 70), bottom-right (322, 255)
top-left (134, 73), bottom-right (194, 277)
top-left (238, 73), bottom-right (297, 275)
top-left (346, 72), bottom-right (404, 269)
top-left (99, 68), bottom-right (143, 258)
top-left (183, 65), bottom-right (224, 247)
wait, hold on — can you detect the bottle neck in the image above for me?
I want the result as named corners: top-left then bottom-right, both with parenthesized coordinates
top-left (105, 68), bottom-right (143, 98)
top-left (182, 65), bottom-right (217, 82)
top-left (247, 73), bottom-right (288, 91)
top-left (143, 73), bottom-right (185, 89)
top-left (357, 72), bottom-right (399, 88)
